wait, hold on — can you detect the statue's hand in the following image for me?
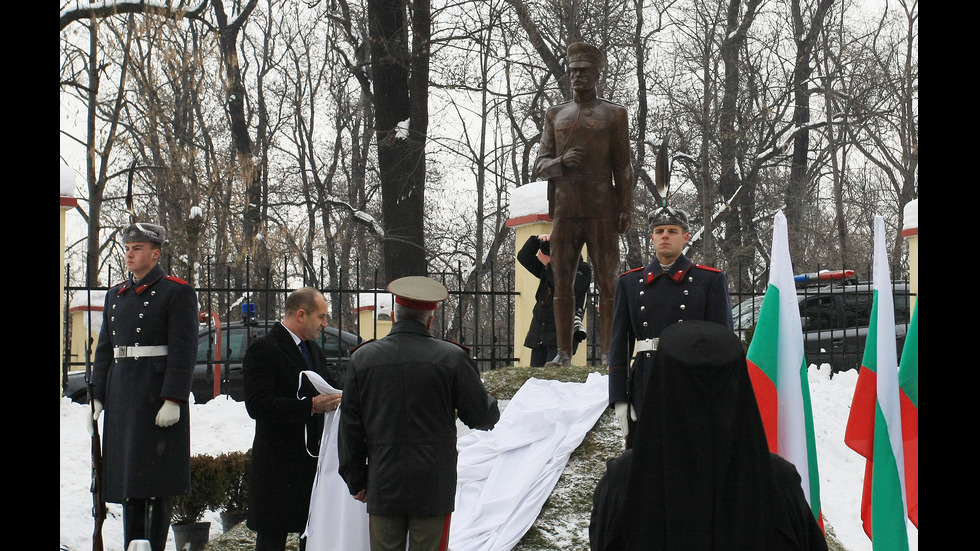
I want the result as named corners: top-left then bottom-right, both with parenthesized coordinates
top-left (616, 212), bottom-right (631, 233)
top-left (561, 148), bottom-right (583, 168)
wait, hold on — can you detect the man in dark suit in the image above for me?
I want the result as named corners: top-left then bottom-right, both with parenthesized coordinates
top-left (244, 287), bottom-right (342, 551)
top-left (89, 221), bottom-right (199, 551)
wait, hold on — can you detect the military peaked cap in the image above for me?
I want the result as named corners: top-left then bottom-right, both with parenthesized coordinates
top-left (567, 42), bottom-right (605, 70)
top-left (388, 276), bottom-right (449, 311)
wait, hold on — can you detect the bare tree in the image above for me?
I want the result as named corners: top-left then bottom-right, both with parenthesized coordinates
top-left (783, 0), bottom-right (835, 263)
top-left (367, 0), bottom-right (431, 281)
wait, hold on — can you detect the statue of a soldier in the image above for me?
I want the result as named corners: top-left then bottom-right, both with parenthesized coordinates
top-left (532, 42), bottom-right (634, 366)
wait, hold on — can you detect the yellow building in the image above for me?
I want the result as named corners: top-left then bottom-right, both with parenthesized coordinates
top-left (60, 162), bottom-right (78, 399)
top-left (902, 199), bottom-right (918, 312)
top-left (355, 291), bottom-right (393, 342)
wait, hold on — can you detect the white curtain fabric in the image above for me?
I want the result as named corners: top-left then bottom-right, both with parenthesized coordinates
top-left (302, 371), bottom-right (609, 551)
top-left (301, 371), bottom-right (371, 551)
top-left (448, 372), bottom-right (608, 551)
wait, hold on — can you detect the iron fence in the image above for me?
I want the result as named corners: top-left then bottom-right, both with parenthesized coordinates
top-left (62, 258), bottom-right (915, 400)
top-left (62, 256), bottom-right (520, 395)
top-left (729, 266), bottom-right (915, 373)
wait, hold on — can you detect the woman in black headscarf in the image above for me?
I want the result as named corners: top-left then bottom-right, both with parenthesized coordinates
top-left (590, 320), bottom-right (826, 551)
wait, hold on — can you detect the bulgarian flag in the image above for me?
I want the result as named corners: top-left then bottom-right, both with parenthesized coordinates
top-left (844, 215), bottom-right (909, 550)
top-left (898, 298), bottom-right (918, 528)
top-left (746, 210), bottom-right (822, 527)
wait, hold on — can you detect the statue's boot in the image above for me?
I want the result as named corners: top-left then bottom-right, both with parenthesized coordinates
top-left (545, 296), bottom-right (574, 367)
top-left (599, 295), bottom-right (615, 366)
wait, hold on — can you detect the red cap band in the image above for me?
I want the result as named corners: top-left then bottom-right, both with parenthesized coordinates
top-left (395, 295), bottom-right (439, 310)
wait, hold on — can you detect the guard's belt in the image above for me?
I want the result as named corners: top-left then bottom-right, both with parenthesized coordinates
top-left (635, 338), bottom-right (659, 352)
top-left (114, 345), bottom-right (169, 358)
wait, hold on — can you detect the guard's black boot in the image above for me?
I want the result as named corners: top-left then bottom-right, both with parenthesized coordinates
top-left (144, 497), bottom-right (173, 551)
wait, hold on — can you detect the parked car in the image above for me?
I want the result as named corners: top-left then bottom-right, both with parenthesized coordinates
top-left (732, 281), bottom-right (913, 373)
top-left (64, 320), bottom-right (362, 404)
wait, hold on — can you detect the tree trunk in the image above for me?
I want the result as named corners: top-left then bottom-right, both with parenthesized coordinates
top-left (369, 0), bottom-right (429, 282)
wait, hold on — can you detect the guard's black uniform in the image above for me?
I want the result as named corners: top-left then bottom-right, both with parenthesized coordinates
top-left (92, 263), bottom-right (199, 502)
top-left (607, 254), bottom-right (732, 418)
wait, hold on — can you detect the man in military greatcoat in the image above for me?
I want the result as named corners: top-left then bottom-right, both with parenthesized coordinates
top-left (88, 222), bottom-right (199, 551)
top-left (338, 276), bottom-right (500, 551)
top-left (532, 42), bottom-right (634, 367)
top-left (608, 207), bottom-right (733, 446)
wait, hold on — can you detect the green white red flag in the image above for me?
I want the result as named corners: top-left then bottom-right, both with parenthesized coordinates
top-left (898, 297), bottom-right (918, 528)
top-left (746, 210), bottom-right (822, 527)
top-left (844, 215), bottom-right (910, 550)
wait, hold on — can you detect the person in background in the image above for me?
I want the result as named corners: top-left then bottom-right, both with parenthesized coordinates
top-left (590, 321), bottom-right (827, 551)
top-left (243, 287), bottom-right (342, 551)
top-left (88, 222), bottom-right (199, 551)
top-left (608, 206), bottom-right (732, 446)
top-left (339, 276), bottom-right (500, 551)
top-left (517, 233), bottom-right (592, 366)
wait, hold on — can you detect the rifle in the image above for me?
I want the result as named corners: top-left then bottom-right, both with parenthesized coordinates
top-left (86, 334), bottom-right (106, 551)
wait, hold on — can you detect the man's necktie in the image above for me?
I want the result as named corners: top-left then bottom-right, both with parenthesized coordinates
top-left (299, 341), bottom-right (313, 369)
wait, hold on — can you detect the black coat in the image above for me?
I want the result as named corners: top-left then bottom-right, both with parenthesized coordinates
top-left (92, 264), bottom-right (199, 502)
top-left (243, 322), bottom-right (329, 532)
top-left (517, 235), bottom-right (592, 349)
top-left (590, 451), bottom-right (827, 551)
top-left (338, 320), bottom-right (500, 516)
top-left (607, 254), bottom-right (732, 414)
top-left (593, 322), bottom-right (827, 551)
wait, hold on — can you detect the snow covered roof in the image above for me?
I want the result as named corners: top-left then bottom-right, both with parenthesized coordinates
top-left (506, 181), bottom-right (551, 227)
top-left (68, 290), bottom-right (106, 311)
top-left (60, 160), bottom-right (76, 198)
top-left (902, 199), bottom-right (918, 237)
top-left (356, 291), bottom-right (393, 319)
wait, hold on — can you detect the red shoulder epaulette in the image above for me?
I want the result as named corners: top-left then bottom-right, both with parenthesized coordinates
top-left (694, 264), bottom-right (722, 273)
top-left (619, 266), bottom-right (643, 278)
top-left (166, 275), bottom-right (189, 285)
top-left (443, 338), bottom-right (470, 353)
top-left (349, 339), bottom-right (375, 354)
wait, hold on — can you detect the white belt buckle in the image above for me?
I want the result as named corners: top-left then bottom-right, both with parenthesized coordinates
top-left (635, 338), bottom-right (659, 353)
top-left (114, 345), bottom-right (168, 359)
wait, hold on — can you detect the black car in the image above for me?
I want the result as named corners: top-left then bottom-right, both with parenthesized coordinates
top-left (732, 281), bottom-right (913, 373)
top-left (64, 320), bottom-right (362, 404)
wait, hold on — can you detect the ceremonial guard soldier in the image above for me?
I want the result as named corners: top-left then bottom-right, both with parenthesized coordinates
top-left (88, 222), bottom-right (199, 551)
top-left (608, 206), bottom-right (733, 446)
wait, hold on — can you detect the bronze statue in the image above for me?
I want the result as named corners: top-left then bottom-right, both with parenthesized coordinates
top-left (532, 42), bottom-right (634, 366)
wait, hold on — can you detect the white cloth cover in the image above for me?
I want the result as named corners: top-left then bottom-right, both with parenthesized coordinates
top-left (301, 371), bottom-right (371, 551)
top-left (448, 372), bottom-right (608, 551)
top-left (302, 371), bottom-right (609, 551)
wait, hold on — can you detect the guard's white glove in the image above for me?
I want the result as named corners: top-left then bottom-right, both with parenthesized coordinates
top-left (614, 401), bottom-right (630, 438)
top-left (87, 399), bottom-right (103, 436)
top-left (155, 400), bottom-right (180, 428)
